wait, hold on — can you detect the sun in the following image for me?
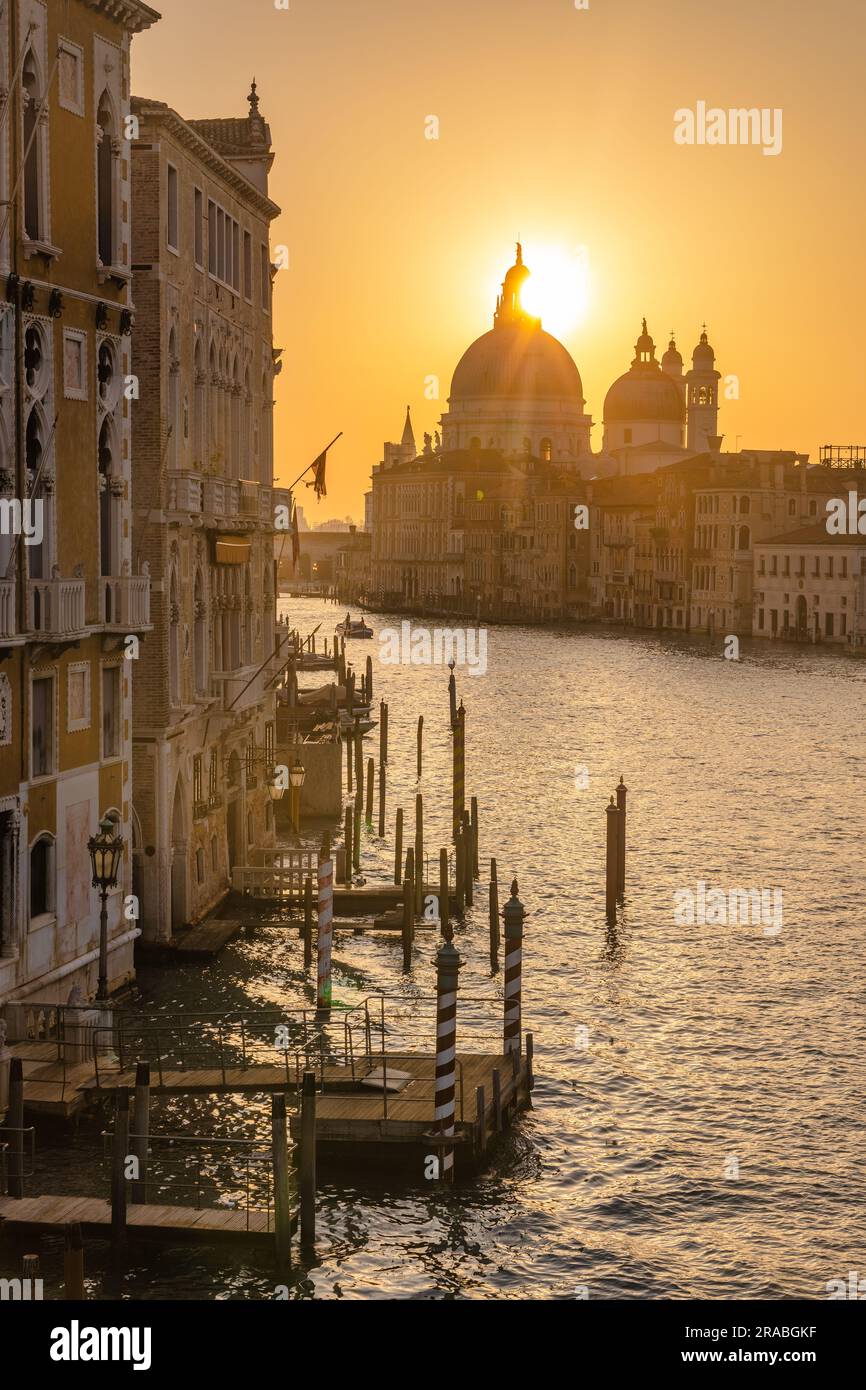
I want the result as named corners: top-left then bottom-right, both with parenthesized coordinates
top-left (517, 243), bottom-right (591, 338)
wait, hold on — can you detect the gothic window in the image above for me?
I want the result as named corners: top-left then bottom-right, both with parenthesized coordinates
top-left (230, 356), bottom-right (241, 478)
top-left (193, 340), bottom-right (205, 466)
top-left (169, 571), bottom-right (180, 704)
top-left (738, 526), bottom-right (751, 552)
top-left (24, 405), bottom-right (50, 580)
top-left (168, 328), bottom-right (180, 468)
top-left (96, 91), bottom-right (119, 268)
top-left (193, 568), bottom-right (207, 695)
top-left (98, 415), bottom-right (121, 580)
top-left (22, 51), bottom-right (45, 242)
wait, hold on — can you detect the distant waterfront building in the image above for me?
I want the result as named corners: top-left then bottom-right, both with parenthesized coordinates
top-left (753, 524), bottom-right (866, 647)
top-left (0, 0), bottom-right (158, 1011)
top-left (130, 85), bottom-right (286, 943)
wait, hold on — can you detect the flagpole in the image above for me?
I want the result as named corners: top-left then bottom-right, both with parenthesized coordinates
top-left (286, 432), bottom-right (343, 493)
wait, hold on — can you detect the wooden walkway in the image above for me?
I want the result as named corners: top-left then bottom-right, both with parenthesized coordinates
top-left (12, 1042), bottom-right (533, 1168)
top-left (0, 1195), bottom-right (275, 1244)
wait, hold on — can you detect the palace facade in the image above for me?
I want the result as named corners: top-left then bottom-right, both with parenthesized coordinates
top-left (129, 85), bottom-right (287, 943)
top-left (0, 0), bottom-right (158, 1010)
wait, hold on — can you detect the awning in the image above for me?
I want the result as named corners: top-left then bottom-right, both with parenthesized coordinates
top-left (214, 536), bottom-right (252, 565)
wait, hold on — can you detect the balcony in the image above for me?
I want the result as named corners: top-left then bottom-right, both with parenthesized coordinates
top-left (168, 471), bottom-right (203, 515)
top-left (98, 574), bottom-right (152, 632)
top-left (216, 662), bottom-right (273, 716)
top-left (0, 579), bottom-right (22, 645)
top-left (28, 578), bottom-right (87, 641)
top-left (238, 480), bottom-right (259, 518)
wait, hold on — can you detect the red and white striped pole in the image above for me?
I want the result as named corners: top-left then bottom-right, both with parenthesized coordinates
top-left (316, 842), bottom-right (334, 1016)
top-left (434, 934), bottom-right (463, 1182)
top-left (502, 879), bottom-right (525, 1057)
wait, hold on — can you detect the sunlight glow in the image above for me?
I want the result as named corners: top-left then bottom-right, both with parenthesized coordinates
top-left (519, 243), bottom-right (591, 338)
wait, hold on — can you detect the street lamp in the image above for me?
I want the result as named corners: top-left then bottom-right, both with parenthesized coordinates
top-left (88, 817), bottom-right (124, 1003)
top-left (289, 760), bottom-right (306, 833)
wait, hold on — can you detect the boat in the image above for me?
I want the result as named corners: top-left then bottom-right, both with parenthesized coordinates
top-left (336, 615), bottom-right (374, 639)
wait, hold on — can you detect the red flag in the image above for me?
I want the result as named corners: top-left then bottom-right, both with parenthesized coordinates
top-left (305, 449), bottom-right (328, 499)
top-left (291, 505), bottom-right (301, 571)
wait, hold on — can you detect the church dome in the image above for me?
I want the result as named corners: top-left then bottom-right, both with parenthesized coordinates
top-left (604, 320), bottom-right (685, 425)
top-left (661, 337), bottom-right (683, 374)
top-left (604, 370), bottom-right (684, 424)
top-left (449, 321), bottom-right (585, 403)
top-left (692, 328), bottom-right (715, 369)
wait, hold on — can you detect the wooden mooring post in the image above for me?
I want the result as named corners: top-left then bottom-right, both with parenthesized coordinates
top-left (378, 763), bottom-right (386, 837)
top-left (64, 1223), bottom-right (85, 1301)
top-left (439, 847), bottom-right (449, 935)
top-left (300, 1071), bottom-right (317, 1253)
top-left (616, 776), bottom-right (628, 903)
top-left (8, 1057), bottom-right (24, 1199)
top-left (365, 757), bottom-right (375, 823)
top-left (489, 858), bottom-right (500, 970)
top-left (343, 804), bottom-right (352, 885)
top-left (605, 796), bottom-right (618, 925)
top-left (353, 788), bottom-right (361, 871)
top-left (452, 702), bottom-right (465, 837)
top-left (272, 1093), bottom-right (292, 1273)
top-left (131, 1062), bottom-right (150, 1205)
top-left (462, 811), bottom-right (474, 907)
top-left (448, 663), bottom-right (457, 729)
top-left (346, 727), bottom-right (353, 794)
top-left (471, 796), bottom-right (480, 879)
top-left (414, 793), bottom-right (424, 916)
top-left (379, 701), bottom-right (389, 764)
top-left (111, 1087), bottom-right (130, 1252)
top-left (394, 807), bottom-right (404, 886)
top-left (316, 845), bottom-right (334, 1016)
top-left (303, 876), bottom-right (313, 968)
top-left (366, 654), bottom-right (373, 705)
top-left (416, 716), bottom-right (424, 779)
top-left (402, 874), bottom-right (414, 972)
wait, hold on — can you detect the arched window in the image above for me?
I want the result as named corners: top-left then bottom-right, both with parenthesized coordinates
top-left (209, 344), bottom-right (219, 457)
top-left (540, 437), bottom-right (553, 463)
top-left (25, 406), bottom-right (49, 579)
top-left (259, 371), bottom-right (270, 483)
top-left (30, 834), bottom-right (55, 920)
top-left (243, 566), bottom-right (252, 665)
top-left (243, 365), bottom-right (252, 472)
top-left (98, 415), bottom-right (121, 582)
top-left (22, 51), bottom-right (44, 242)
top-left (230, 357), bottom-right (241, 479)
top-left (193, 568), bottom-right (207, 695)
top-left (96, 91), bottom-right (118, 268)
top-left (168, 328), bottom-right (179, 468)
top-left (193, 340), bottom-right (205, 467)
top-left (738, 526), bottom-right (751, 551)
top-left (739, 496), bottom-right (750, 515)
top-left (169, 570), bottom-right (180, 704)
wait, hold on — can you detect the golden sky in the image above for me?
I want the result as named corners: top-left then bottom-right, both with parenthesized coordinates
top-left (132, 0), bottom-right (866, 521)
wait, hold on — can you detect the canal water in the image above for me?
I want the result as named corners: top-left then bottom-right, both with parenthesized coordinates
top-left (12, 598), bottom-right (866, 1299)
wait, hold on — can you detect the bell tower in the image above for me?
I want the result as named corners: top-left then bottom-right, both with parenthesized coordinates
top-left (686, 327), bottom-right (721, 451)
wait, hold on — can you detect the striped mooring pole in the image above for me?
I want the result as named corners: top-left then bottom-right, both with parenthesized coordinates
top-left (434, 933), bottom-right (463, 1182)
top-left (502, 879), bottom-right (525, 1057)
top-left (316, 842), bottom-right (334, 1015)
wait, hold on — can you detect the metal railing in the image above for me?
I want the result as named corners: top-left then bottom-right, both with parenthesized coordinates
top-left (99, 1131), bottom-right (280, 1228)
top-left (0, 1126), bottom-right (37, 1195)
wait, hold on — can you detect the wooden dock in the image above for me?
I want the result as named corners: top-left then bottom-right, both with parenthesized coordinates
top-left (0, 1194), bottom-right (277, 1245)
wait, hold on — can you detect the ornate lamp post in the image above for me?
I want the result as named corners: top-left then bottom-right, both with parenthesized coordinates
top-left (88, 817), bottom-right (124, 1003)
top-left (289, 760), bottom-right (306, 833)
